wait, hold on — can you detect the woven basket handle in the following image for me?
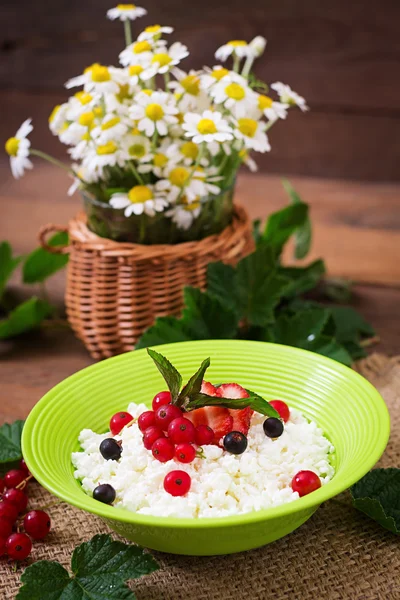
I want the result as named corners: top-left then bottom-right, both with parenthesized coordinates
top-left (38, 224), bottom-right (70, 255)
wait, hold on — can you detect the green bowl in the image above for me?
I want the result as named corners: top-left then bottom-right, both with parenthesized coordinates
top-left (22, 340), bottom-right (390, 556)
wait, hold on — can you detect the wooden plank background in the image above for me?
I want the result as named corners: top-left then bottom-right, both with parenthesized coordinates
top-left (1, 0), bottom-right (400, 180)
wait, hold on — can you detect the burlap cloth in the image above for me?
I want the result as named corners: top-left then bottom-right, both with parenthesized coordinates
top-left (1, 353), bottom-right (399, 599)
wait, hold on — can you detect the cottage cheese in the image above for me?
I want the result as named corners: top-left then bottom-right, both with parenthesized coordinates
top-left (72, 402), bottom-right (335, 518)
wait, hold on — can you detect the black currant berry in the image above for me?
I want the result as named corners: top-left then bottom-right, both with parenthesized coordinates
top-left (100, 438), bottom-right (122, 461)
top-left (263, 417), bottom-right (284, 438)
top-left (93, 483), bottom-right (116, 504)
top-left (223, 431), bottom-right (248, 455)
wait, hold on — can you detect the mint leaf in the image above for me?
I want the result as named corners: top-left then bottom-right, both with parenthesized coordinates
top-left (282, 179), bottom-right (312, 259)
top-left (279, 260), bottom-right (326, 298)
top-left (147, 348), bottom-right (182, 402)
top-left (0, 420), bottom-right (25, 463)
top-left (306, 335), bottom-right (352, 366)
top-left (329, 306), bottom-right (375, 343)
top-left (351, 468), bottom-right (400, 534)
top-left (17, 534), bottom-right (159, 600)
top-left (0, 241), bottom-right (22, 301)
top-left (23, 232), bottom-right (69, 284)
top-left (262, 203), bottom-right (309, 256)
top-left (0, 297), bottom-right (53, 339)
top-left (136, 316), bottom-right (191, 349)
top-left (178, 357), bottom-right (211, 406)
top-left (186, 390), bottom-right (280, 418)
top-left (207, 262), bottom-right (239, 316)
top-left (181, 287), bottom-right (238, 340)
top-left (273, 307), bottom-right (331, 346)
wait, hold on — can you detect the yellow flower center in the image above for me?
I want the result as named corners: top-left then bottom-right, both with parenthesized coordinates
top-left (169, 166), bottom-right (190, 187)
top-left (258, 95), bottom-right (273, 110)
top-left (96, 141), bottom-right (118, 155)
top-left (238, 118), bottom-right (258, 138)
top-left (228, 40), bottom-right (247, 47)
top-left (129, 143), bottom-right (146, 157)
top-left (184, 200), bottom-right (200, 212)
top-left (49, 105), bottom-right (60, 123)
top-left (89, 64), bottom-right (111, 82)
top-left (141, 89), bottom-right (153, 96)
top-left (153, 153), bottom-right (168, 167)
top-left (129, 65), bottom-right (144, 76)
top-left (133, 41), bottom-right (152, 54)
top-left (101, 117), bottom-right (121, 130)
top-left (78, 112), bottom-right (95, 127)
top-left (116, 84), bottom-right (131, 102)
top-left (211, 67), bottom-right (229, 80)
top-left (128, 185), bottom-right (153, 203)
top-left (181, 141), bottom-right (198, 160)
top-left (197, 118), bottom-right (217, 135)
top-left (181, 74), bottom-right (200, 96)
top-left (145, 25), bottom-right (161, 33)
top-left (117, 3), bottom-right (136, 9)
top-left (5, 137), bottom-right (19, 157)
top-left (145, 103), bottom-right (164, 121)
top-left (75, 91), bottom-right (93, 105)
top-left (225, 83), bottom-right (245, 101)
top-left (131, 127), bottom-right (141, 135)
top-left (60, 122), bottom-right (69, 132)
top-left (81, 132), bottom-right (90, 141)
top-left (151, 53), bottom-right (172, 67)
top-left (93, 106), bottom-right (104, 118)
top-left (176, 112), bottom-right (184, 124)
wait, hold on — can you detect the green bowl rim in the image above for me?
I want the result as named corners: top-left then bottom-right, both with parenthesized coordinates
top-left (22, 340), bottom-right (390, 529)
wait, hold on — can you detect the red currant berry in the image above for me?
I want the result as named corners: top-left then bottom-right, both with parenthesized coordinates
top-left (168, 417), bottom-right (196, 444)
top-left (0, 517), bottom-right (13, 539)
top-left (195, 424), bottom-right (214, 446)
top-left (174, 443), bottom-right (196, 463)
top-left (154, 404), bottom-right (182, 431)
top-left (0, 478), bottom-right (4, 494)
top-left (270, 400), bottom-right (290, 423)
top-left (291, 470), bottom-right (322, 497)
top-left (164, 470), bottom-right (191, 496)
top-left (2, 489), bottom-right (28, 513)
top-left (6, 532), bottom-right (32, 560)
top-left (138, 411), bottom-right (156, 432)
top-left (143, 426), bottom-right (165, 450)
top-left (0, 502), bottom-right (19, 523)
top-left (0, 538), bottom-right (6, 557)
top-left (20, 459), bottom-right (30, 475)
top-left (110, 412), bottom-right (133, 436)
top-left (4, 470), bottom-right (26, 489)
top-left (152, 391), bottom-right (171, 411)
top-left (23, 510), bottom-right (51, 540)
top-left (151, 438), bottom-right (175, 463)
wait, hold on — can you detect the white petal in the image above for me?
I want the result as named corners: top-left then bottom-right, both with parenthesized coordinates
top-left (16, 119), bottom-right (33, 139)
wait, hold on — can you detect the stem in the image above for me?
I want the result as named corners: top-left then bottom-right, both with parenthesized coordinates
top-left (31, 149), bottom-right (73, 174)
top-left (264, 118), bottom-right (278, 133)
top-left (178, 143), bottom-right (205, 201)
top-left (151, 129), bottom-right (159, 152)
top-left (241, 55), bottom-right (254, 78)
top-left (129, 161), bottom-right (145, 185)
top-left (15, 474), bottom-right (33, 490)
top-left (163, 72), bottom-right (170, 89)
top-left (217, 152), bottom-right (230, 176)
top-left (233, 54), bottom-right (240, 73)
top-left (123, 20), bottom-right (132, 46)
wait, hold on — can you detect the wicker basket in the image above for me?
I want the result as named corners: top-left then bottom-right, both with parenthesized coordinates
top-left (39, 204), bottom-right (254, 359)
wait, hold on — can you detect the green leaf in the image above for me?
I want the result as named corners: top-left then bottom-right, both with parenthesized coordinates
top-left (181, 287), bottom-right (238, 340)
top-left (252, 218), bottom-right (262, 246)
top-left (279, 260), bottom-right (326, 298)
top-left (329, 306), bottom-right (375, 343)
top-left (0, 241), bottom-right (22, 301)
top-left (186, 390), bottom-right (280, 418)
top-left (322, 277), bottom-right (353, 303)
top-left (351, 468), bottom-right (400, 534)
top-left (22, 232), bottom-right (69, 284)
top-left (178, 357), bottom-right (211, 406)
top-left (206, 262), bottom-right (239, 316)
top-left (17, 534), bottom-right (159, 600)
top-left (0, 297), bottom-right (53, 339)
top-left (0, 420), bottom-right (25, 463)
top-left (273, 307), bottom-right (332, 347)
top-left (147, 348), bottom-right (182, 402)
top-left (306, 335), bottom-right (353, 366)
top-left (282, 179), bottom-right (312, 259)
top-left (262, 203), bottom-right (309, 256)
top-left (136, 316), bottom-right (191, 349)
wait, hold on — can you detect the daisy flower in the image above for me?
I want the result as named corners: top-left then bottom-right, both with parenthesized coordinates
top-left (138, 24), bottom-right (174, 41)
top-left (156, 164), bottom-right (220, 203)
top-left (5, 119), bottom-right (33, 179)
top-left (82, 140), bottom-right (126, 173)
top-left (65, 92), bottom-right (95, 121)
top-left (107, 4), bottom-right (147, 21)
top-left (210, 73), bottom-right (257, 118)
top-left (121, 133), bottom-right (151, 161)
top-left (65, 64), bottom-right (126, 96)
top-left (233, 118), bottom-right (271, 152)
top-left (138, 140), bottom-right (180, 177)
top-left (49, 103), bottom-right (69, 135)
top-left (200, 66), bottom-right (230, 89)
top-left (169, 69), bottom-right (209, 111)
top-left (239, 149), bottom-right (258, 172)
top-left (256, 94), bottom-right (288, 121)
top-left (119, 39), bottom-right (157, 67)
top-left (215, 40), bottom-right (253, 62)
top-left (177, 140), bottom-right (209, 167)
top-left (67, 164), bottom-right (100, 196)
top-left (166, 197), bottom-right (202, 230)
top-left (59, 110), bottom-right (96, 146)
top-left (271, 82), bottom-right (309, 112)
top-left (191, 166), bottom-right (222, 196)
top-left (147, 42), bottom-right (189, 76)
top-left (129, 91), bottom-right (178, 136)
top-left (249, 36), bottom-right (267, 58)
top-left (125, 64), bottom-right (151, 86)
top-left (182, 110), bottom-right (233, 144)
top-left (110, 184), bottom-right (168, 217)
top-left (91, 114), bottom-right (129, 143)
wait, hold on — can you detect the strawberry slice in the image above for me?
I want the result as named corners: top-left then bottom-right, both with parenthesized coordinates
top-left (218, 383), bottom-right (253, 436)
top-left (185, 406), bottom-right (233, 445)
top-left (201, 381), bottom-right (218, 396)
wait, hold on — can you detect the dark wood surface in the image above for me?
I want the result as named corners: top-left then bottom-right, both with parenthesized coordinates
top-left (1, 0), bottom-right (400, 180)
top-left (0, 164), bottom-right (399, 425)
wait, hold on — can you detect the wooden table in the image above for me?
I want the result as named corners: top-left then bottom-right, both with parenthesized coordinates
top-left (0, 163), bottom-right (399, 424)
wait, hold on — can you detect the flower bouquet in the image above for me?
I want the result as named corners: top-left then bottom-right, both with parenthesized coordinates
top-left (5, 3), bottom-right (307, 244)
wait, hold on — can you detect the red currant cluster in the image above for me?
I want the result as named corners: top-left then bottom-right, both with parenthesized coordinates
top-left (0, 460), bottom-right (51, 562)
